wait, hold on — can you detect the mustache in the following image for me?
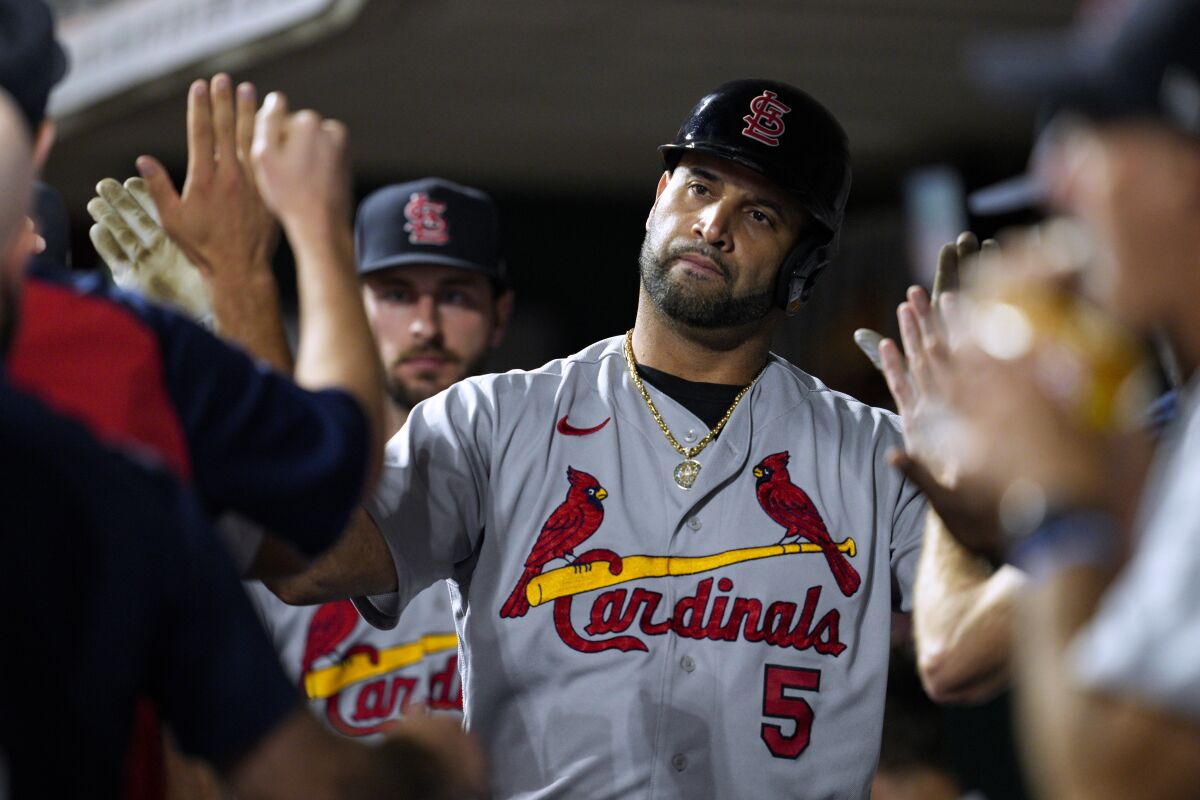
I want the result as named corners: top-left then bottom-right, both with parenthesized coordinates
top-left (394, 346), bottom-right (462, 366)
top-left (666, 242), bottom-right (732, 280)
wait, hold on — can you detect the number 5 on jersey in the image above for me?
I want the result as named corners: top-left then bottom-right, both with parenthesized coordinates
top-left (761, 664), bottom-right (820, 759)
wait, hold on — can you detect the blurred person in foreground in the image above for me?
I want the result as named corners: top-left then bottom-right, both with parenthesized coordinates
top-left (96, 174), bottom-right (516, 731)
top-left (876, 0), bottom-right (1200, 797)
top-left (0, 83), bottom-right (487, 799)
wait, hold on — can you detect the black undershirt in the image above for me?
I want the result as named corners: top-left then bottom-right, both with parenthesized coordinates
top-left (636, 364), bottom-right (744, 431)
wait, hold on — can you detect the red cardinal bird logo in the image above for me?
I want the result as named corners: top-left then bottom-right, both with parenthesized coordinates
top-left (753, 451), bottom-right (861, 597)
top-left (300, 600), bottom-right (360, 693)
top-left (500, 466), bottom-right (608, 618)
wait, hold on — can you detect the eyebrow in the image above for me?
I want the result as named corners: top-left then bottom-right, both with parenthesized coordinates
top-left (685, 166), bottom-right (788, 221)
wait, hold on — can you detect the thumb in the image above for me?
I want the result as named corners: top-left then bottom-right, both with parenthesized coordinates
top-left (886, 448), bottom-right (948, 503)
top-left (135, 156), bottom-right (182, 228)
top-left (853, 328), bottom-right (886, 372)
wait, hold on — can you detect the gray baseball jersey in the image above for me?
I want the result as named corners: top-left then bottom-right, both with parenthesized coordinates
top-left (355, 335), bottom-right (926, 798)
top-left (1071, 384), bottom-right (1200, 717)
top-left (245, 581), bottom-right (461, 739)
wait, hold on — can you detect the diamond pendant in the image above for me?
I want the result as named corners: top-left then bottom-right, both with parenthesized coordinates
top-left (673, 459), bottom-right (701, 489)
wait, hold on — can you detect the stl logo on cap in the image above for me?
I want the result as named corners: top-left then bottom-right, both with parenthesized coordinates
top-left (741, 90), bottom-right (792, 147)
top-left (404, 192), bottom-right (451, 246)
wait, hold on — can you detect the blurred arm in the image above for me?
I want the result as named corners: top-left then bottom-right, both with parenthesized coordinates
top-left (912, 510), bottom-right (1022, 703)
top-left (1017, 565), bottom-right (1200, 800)
top-left (265, 508), bottom-right (397, 605)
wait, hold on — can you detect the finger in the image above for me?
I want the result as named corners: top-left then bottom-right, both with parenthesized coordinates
top-left (235, 81), bottom-right (257, 164)
top-left (899, 302), bottom-right (938, 395)
top-left (210, 74), bottom-right (237, 168)
top-left (89, 223), bottom-right (130, 273)
top-left (909, 284), bottom-right (949, 373)
top-left (879, 338), bottom-right (916, 413)
top-left (931, 242), bottom-right (959, 302)
top-left (320, 117), bottom-right (347, 142)
top-left (98, 178), bottom-right (160, 245)
top-left (185, 79), bottom-right (215, 187)
top-left (253, 91), bottom-right (289, 161)
top-left (979, 238), bottom-right (1000, 267)
top-left (86, 198), bottom-right (141, 263)
top-left (124, 178), bottom-right (160, 224)
top-left (897, 298), bottom-right (924, 362)
top-left (853, 328), bottom-right (886, 372)
top-left (22, 217), bottom-right (46, 255)
top-left (907, 284), bottom-right (932, 316)
top-left (940, 291), bottom-right (967, 348)
top-left (909, 283), bottom-right (949, 353)
top-left (135, 156), bottom-right (183, 228)
top-left (321, 117), bottom-right (350, 166)
top-left (954, 230), bottom-right (980, 262)
top-left (887, 449), bottom-right (938, 492)
top-left (888, 450), bottom-right (959, 523)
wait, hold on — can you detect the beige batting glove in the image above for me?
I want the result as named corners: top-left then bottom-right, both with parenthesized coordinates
top-left (87, 177), bottom-right (213, 324)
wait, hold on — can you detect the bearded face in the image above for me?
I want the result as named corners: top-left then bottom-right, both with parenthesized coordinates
top-left (638, 234), bottom-right (777, 329)
top-left (639, 154), bottom-right (803, 331)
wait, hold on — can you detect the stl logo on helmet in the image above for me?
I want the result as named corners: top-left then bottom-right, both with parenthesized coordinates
top-left (403, 192), bottom-right (451, 246)
top-left (741, 90), bottom-right (792, 148)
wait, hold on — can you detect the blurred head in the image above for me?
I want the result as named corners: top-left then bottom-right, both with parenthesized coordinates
top-left (355, 179), bottom-right (513, 411)
top-left (1041, 118), bottom-right (1200, 327)
top-left (971, 0), bottom-right (1200, 330)
top-left (0, 90), bottom-right (35, 356)
top-left (0, 0), bottom-right (67, 170)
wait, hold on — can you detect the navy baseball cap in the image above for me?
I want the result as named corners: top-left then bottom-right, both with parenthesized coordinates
top-left (966, 0), bottom-right (1200, 215)
top-left (0, 0), bottom-right (68, 135)
top-left (355, 178), bottom-right (506, 284)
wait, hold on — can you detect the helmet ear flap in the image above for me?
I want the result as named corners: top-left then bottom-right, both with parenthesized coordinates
top-left (777, 228), bottom-right (838, 314)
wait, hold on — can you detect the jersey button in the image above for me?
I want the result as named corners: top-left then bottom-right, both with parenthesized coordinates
top-left (683, 429), bottom-right (697, 443)
top-left (680, 655), bottom-right (696, 673)
top-left (671, 753), bottom-right (688, 772)
top-left (686, 517), bottom-right (702, 532)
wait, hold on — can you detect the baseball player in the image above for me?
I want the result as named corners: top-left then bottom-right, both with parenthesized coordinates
top-left (244, 178), bottom-right (515, 735)
top-left (246, 79), bottom-right (1007, 798)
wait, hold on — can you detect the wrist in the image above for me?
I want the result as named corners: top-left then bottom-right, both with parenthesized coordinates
top-left (1007, 507), bottom-right (1121, 581)
top-left (206, 261), bottom-right (279, 298)
top-left (279, 204), bottom-right (351, 245)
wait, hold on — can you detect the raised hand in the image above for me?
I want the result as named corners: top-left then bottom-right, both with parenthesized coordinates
top-left (87, 176), bottom-right (211, 321)
top-left (134, 74), bottom-right (279, 281)
top-left (249, 91), bottom-right (352, 234)
top-left (853, 232), bottom-right (989, 375)
top-left (858, 232), bottom-right (1008, 561)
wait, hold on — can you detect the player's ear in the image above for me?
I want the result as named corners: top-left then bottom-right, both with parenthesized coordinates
top-left (489, 288), bottom-right (515, 348)
top-left (646, 171), bottom-right (671, 231)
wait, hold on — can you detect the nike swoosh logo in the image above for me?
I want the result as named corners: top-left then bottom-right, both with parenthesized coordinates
top-left (556, 415), bottom-right (610, 436)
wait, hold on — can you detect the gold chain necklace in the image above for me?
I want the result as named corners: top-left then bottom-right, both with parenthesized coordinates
top-left (622, 329), bottom-right (765, 490)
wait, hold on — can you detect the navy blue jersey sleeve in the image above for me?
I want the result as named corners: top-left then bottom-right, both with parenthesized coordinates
top-left (0, 375), bottom-right (300, 784)
top-left (152, 484), bottom-right (303, 765)
top-left (158, 316), bottom-right (371, 555)
top-left (64, 270), bottom-right (371, 557)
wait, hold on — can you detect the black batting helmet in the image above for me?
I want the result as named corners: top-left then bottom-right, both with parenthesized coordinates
top-left (659, 79), bottom-right (851, 312)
